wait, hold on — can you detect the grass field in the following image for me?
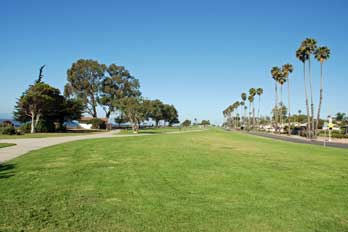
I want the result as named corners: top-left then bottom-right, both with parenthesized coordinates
top-left (119, 126), bottom-right (202, 134)
top-left (0, 143), bottom-right (16, 148)
top-left (1, 129), bottom-right (348, 231)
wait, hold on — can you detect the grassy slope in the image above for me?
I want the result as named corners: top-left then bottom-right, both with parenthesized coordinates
top-left (119, 126), bottom-right (202, 134)
top-left (0, 129), bottom-right (348, 231)
top-left (0, 143), bottom-right (15, 148)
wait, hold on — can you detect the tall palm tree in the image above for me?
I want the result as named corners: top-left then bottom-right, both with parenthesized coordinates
top-left (241, 93), bottom-right (247, 126)
top-left (314, 46), bottom-right (331, 134)
top-left (249, 88), bottom-right (256, 129)
top-left (271, 67), bottom-right (281, 133)
top-left (301, 38), bottom-right (317, 137)
top-left (282, 64), bottom-right (294, 135)
top-left (248, 95), bottom-right (255, 130)
top-left (277, 72), bottom-right (287, 132)
top-left (296, 47), bottom-right (311, 139)
top-left (240, 101), bottom-right (245, 127)
top-left (256, 88), bottom-right (263, 129)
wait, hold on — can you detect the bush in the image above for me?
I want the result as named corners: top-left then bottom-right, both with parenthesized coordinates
top-left (36, 120), bottom-right (55, 132)
top-left (1, 126), bottom-right (16, 135)
top-left (19, 123), bottom-right (31, 133)
top-left (88, 118), bottom-right (106, 129)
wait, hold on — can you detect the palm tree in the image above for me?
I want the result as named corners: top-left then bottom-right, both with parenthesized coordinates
top-left (296, 47), bottom-right (311, 139)
top-left (314, 46), bottom-right (331, 134)
top-left (271, 67), bottom-right (281, 133)
top-left (277, 72), bottom-right (287, 132)
top-left (249, 88), bottom-right (256, 129)
top-left (248, 95), bottom-right (255, 130)
top-left (282, 64), bottom-right (294, 135)
top-left (240, 101), bottom-right (245, 127)
top-left (241, 93), bottom-right (247, 126)
top-left (301, 38), bottom-right (317, 137)
top-left (256, 88), bottom-right (263, 129)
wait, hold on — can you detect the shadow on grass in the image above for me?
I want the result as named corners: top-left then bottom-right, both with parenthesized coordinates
top-left (0, 163), bottom-right (16, 179)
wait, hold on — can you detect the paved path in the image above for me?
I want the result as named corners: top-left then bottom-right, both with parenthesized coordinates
top-left (0, 129), bottom-right (206, 163)
top-left (0, 131), bottom-right (129, 163)
top-left (247, 131), bottom-right (348, 149)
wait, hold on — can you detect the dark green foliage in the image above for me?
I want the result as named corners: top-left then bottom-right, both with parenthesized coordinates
top-left (65, 59), bottom-right (106, 118)
top-left (35, 120), bottom-right (56, 133)
top-left (0, 126), bottom-right (16, 135)
top-left (14, 82), bottom-right (84, 133)
top-left (88, 118), bottom-right (106, 130)
top-left (18, 123), bottom-right (31, 133)
top-left (99, 64), bottom-right (141, 119)
top-left (201, 120), bottom-right (210, 126)
top-left (182, 119), bottom-right (191, 127)
top-left (145, 100), bottom-right (179, 126)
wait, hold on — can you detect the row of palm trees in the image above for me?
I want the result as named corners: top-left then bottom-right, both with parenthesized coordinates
top-left (270, 64), bottom-right (294, 135)
top-left (295, 38), bottom-right (331, 138)
top-left (223, 88), bottom-right (263, 130)
top-left (223, 38), bottom-right (330, 139)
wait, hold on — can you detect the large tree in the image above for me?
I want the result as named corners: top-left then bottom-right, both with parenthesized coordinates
top-left (162, 104), bottom-right (179, 126)
top-left (301, 38), bottom-right (317, 137)
top-left (65, 59), bottom-right (106, 118)
top-left (147, 99), bottom-right (165, 126)
top-left (296, 47), bottom-right (311, 138)
top-left (282, 64), bottom-right (294, 135)
top-left (14, 82), bottom-right (82, 133)
top-left (118, 97), bottom-right (148, 133)
top-left (98, 64), bottom-right (140, 121)
top-left (256, 88), bottom-right (263, 129)
top-left (314, 46), bottom-right (331, 133)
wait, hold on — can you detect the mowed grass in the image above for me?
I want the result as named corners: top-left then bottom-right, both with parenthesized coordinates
top-left (0, 129), bottom-right (348, 231)
top-left (0, 143), bottom-right (15, 148)
top-left (119, 126), bottom-right (202, 134)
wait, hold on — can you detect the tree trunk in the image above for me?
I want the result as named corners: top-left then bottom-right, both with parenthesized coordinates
top-left (308, 57), bottom-right (315, 138)
top-left (252, 102), bottom-right (255, 129)
top-left (258, 95), bottom-right (261, 130)
top-left (274, 82), bottom-right (278, 133)
top-left (248, 102), bottom-right (251, 130)
top-left (280, 84), bottom-right (283, 134)
top-left (316, 62), bottom-right (324, 135)
top-left (31, 113), bottom-right (35, 134)
top-left (303, 61), bottom-right (311, 139)
top-left (288, 79), bottom-right (291, 135)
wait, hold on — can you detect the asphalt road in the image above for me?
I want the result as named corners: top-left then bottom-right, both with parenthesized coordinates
top-left (247, 131), bottom-right (348, 149)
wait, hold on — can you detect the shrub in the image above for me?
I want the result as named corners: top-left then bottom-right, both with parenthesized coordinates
top-left (1, 126), bottom-right (16, 135)
top-left (36, 120), bottom-right (55, 132)
top-left (18, 123), bottom-right (31, 133)
top-left (88, 118), bottom-right (106, 129)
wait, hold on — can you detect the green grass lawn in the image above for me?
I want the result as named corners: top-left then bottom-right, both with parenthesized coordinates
top-left (119, 126), bottom-right (203, 134)
top-left (0, 143), bottom-right (16, 148)
top-left (1, 129), bottom-right (348, 231)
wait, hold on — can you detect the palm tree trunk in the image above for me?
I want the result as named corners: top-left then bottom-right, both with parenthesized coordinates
top-left (280, 84), bottom-right (283, 134)
top-left (303, 61), bottom-right (311, 139)
top-left (275, 82), bottom-right (278, 133)
top-left (252, 102), bottom-right (255, 129)
top-left (248, 102), bottom-right (251, 130)
top-left (308, 57), bottom-right (315, 138)
top-left (258, 95), bottom-right (261, 130)
top-left (288, 79), bottom-right (291, 135)
top-left (240, 106), bottom-right (243, 128)
top-left (316, 62), bottom-right (324, 135)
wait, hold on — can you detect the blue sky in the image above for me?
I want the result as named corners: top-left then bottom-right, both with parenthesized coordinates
top-left (1, 0), bottom-right (347, 124)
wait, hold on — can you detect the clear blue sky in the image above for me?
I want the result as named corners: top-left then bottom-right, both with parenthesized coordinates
top-left (1, 0), bottom-right (347, 124)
